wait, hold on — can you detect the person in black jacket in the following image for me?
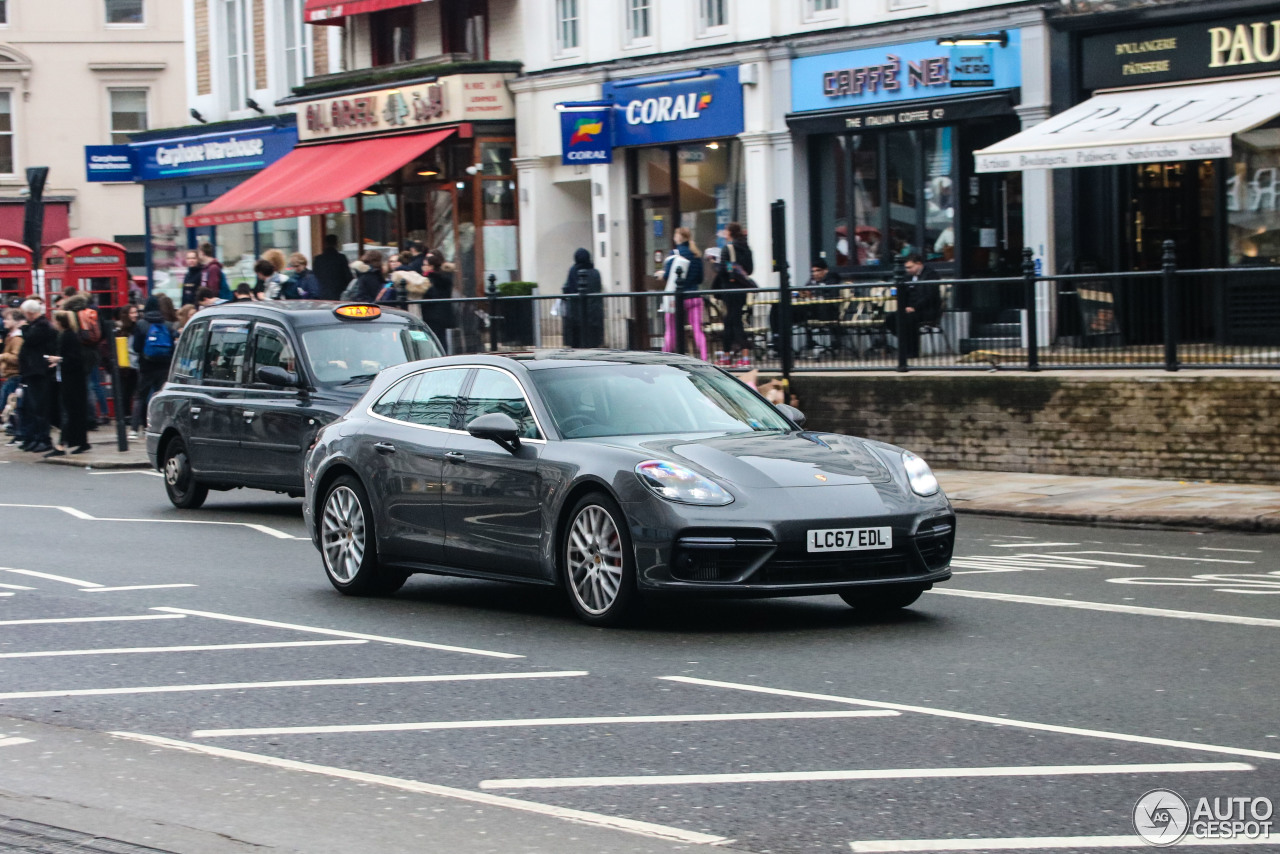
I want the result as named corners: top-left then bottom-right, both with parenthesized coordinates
top-left (713, 222), bottom-right (754, 367)
top-left (45, 310), bottom-right (90, 456)
top-left (886, 252), bottom-right (942, 359)
top-left (313, 234), bottom-right (353, 301)
top-left (562, 247), bottom-right (604, 348)
top-left (130, 295), bottom-right (179, 435)
top-left (421, 252), bottom-right (455, 349)
top-left (180, 250), bottom-right (204, 307)
top-left (17, 300), bottom-right (55, 452)
top-left (400, 240), bottom-right (427, 276)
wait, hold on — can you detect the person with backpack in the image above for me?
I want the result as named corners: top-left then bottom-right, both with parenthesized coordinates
top-left (130, 294), bottom-right (178, 437)
top-left (711, 222), bottom-right (755, 368)
top-left (657, 226), bottom-right (707, 361)
top-left (198, 243), bottom-right (231, 302)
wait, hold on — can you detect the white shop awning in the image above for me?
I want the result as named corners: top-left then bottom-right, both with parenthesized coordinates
top-left (975, 75), bottom-right (1280, 173)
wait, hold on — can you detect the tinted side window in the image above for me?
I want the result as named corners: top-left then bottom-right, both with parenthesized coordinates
top-left (252, 324), bottom-right (298, 375)
top-left (372, 369), bottom-right (467, 429)
top-left (203, 321), bottom-right (251, 385)
top-left (461, 369), bottom-right (540, 440)
top-left (172, 321), bottom-right (208, 382)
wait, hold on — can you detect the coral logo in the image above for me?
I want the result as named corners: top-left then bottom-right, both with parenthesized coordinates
top-left (570, 118), bottom-right (604, 146)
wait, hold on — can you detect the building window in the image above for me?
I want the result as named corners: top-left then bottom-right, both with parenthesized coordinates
top-left (371, 7), bottom-right (414, 67)
top-left (224, 0), bottom-right (250, 111)
top-left (0, 2), bottom-right (8, 25)
top-left (698, 0), bottom-right (726, 32)
top-left (283, 0), bottom-right (309, 91)
top-left (0, 92), bottom-right (13, 174)
top-left (626, 0), bottom-right (650, 42)
top-left (109, 89), bottom-right (148, 145)
top-left (555, 0), bottom-right (579, 53)
top-left (105, 0), bottom-right (144, 25)
top-left (806, 0), bottom-right (839, 18)
top-left (442, 0), bottom-right (488, 60)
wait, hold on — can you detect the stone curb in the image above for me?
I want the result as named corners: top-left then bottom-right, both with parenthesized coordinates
top-left (954, 504), bottom-right (1280, 533)
top-left (38, 455), bottom-right (151, 470)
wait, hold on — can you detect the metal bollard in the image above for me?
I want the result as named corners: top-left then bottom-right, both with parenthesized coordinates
top-left (576, 268), bottom-right (589, 349)
top-left (1161, 239), bottom-right (1179, 372)
top-left (486, 273), bottom-right (499, 352)
top-left (1023, 247), bottom-right (1039, 372)
top-left (672, 267), bottom-right (687, 356)
top-left (893, 256), bottom-right (907, 372)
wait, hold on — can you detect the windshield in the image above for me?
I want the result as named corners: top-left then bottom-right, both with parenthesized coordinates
top-left (300, 323), bottom-right (441, 385)
top-left (529, 364), bottom-right (793, 438)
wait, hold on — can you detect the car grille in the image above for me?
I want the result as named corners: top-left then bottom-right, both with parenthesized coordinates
top-left (757, 551), bottom-right (913, 585)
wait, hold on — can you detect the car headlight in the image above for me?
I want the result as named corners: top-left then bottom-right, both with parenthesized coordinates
top-left (902, 451), bottom-right (939, 496)
top-left (635, 460), bottom-right (734, 506)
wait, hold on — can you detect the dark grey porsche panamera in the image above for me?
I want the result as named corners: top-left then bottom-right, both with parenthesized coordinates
top-left (302, 351), bottom-right (955, 625)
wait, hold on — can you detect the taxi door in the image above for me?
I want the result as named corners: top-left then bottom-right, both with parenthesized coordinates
top-left (238, 321), bottom-right (312, 492)
top-left (188, 319), bottom-right (251, 478)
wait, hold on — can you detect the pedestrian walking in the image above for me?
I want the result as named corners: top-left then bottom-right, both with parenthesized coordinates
top-left (180, 250), bottom-right (204, 307)
top-left (711, 222), bottom-right (755, 368)
top-left (562, 247), bottom-right (604, 348)
top-left (198, 243), bottom-right (230, 302)
top-left (56, 288), bottom-right (108, 430)
top-left (115, 303), bottom-right (141, 426)
top-left (422, 251), bottom-right (455, 348)
top-left (345, 250), bottom-right (386, 303)
top-left (313, 234), bottom-right (353, 301)
top-left (17, 299), bottom-right (55, 453)
top-left (130, 295), bottom-right (178, 437)
top-left (285, 253), bottom-right (319, 299)
top-left (44, 310), bottom-right (90, 456)
top-left (400, 240), bottom-right (427, 275)
top-left (258, 249), bottom-right (290, 299)
top-left (1, 308), bottom-right (24, 443)
top-left (658, 226), bottom-right (708, 360)
top-left (886, 252), bottom-right (942, 359)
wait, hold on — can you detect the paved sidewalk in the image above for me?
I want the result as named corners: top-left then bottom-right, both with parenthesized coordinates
top-left (0, 431), bottom-right (151, 469)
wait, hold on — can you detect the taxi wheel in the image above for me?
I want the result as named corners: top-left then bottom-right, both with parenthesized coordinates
top-left (562, 492), bottom-right (638, 627)
top-left (840, 584), bottom-right (926, 612)
top-left (320, 475), bottom-right (405, 596)
top-left (162, 437), bottom-right (208, 510)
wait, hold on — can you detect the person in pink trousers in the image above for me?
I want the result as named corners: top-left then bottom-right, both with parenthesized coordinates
top-left (658, 226), bottom-right (708, 360)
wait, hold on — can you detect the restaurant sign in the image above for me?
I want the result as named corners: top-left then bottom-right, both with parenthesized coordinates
top-left (298, 73), bottom-right (514, 141)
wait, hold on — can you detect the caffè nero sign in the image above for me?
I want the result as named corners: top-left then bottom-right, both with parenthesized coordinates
top-left (1083, 13), bottom-right (1280, 90)
top-left (297, 73), bottom-right (514, 142)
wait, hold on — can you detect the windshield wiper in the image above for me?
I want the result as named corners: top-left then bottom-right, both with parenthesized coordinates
top-left (341, 373), bottom-right (379, 386)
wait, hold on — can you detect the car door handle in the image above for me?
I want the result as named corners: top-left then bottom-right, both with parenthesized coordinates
top-left (190, 406), bottom-right (202, 414)
top-left (242, 410), bottom-right (256, 420)
top-left (445, 451), bottom-right (466, 464)
top-left (374, 442), bottom-right (396, 455)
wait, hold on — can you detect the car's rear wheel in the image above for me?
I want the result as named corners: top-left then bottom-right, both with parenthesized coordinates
top-left (840, 584), bottom-right (927, 612)
top-left (562, 493), bottom-right (637, 626)
top-left (320, 475), bottom-right (407, 596)
top-left (162, 437), bottom-right (208, 509)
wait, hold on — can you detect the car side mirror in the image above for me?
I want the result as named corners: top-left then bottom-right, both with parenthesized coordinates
top-left (467, 412), bottom-right (522, 453)
top-left (256, 366), bottom-right (299, 387)
top-left (776, 403), bottom-right (806, 427)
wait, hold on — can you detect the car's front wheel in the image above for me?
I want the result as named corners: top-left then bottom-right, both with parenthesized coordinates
top-left (320, 475), bottom-right (407, 596)
top-left (162, 437), bottom-right (208, 509)
top-left (840, 584), bottom-right (927, 613)
top-left (562, 492), bottom-right (637, 626)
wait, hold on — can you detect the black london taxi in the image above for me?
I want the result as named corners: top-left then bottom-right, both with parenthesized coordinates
top-left (146, 301), bottom-right (442, 508)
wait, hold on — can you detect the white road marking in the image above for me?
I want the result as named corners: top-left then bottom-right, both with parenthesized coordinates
top-left (193, 709), bottom-right (899, 739)
top-left (152, 607), bottom-right (524, 659)
top-left (3, 568), bottom-right (102, 587)
top-left (849, 835), bottom-right (1280, 851)
top-left (481, 761), bottom-right (1252, 791)
top-left (0, 592), bottom-right (11, 597)
top-left (0, 670), bottom-right (589, 700)
top-left (0, 503), bottom-right (300, 540)
top-left (1201, 547), bottom-right (1263, 554)
top-left (87, 470), bottom-right (164, 477)
top-left (661, 676), bottom-right (1280, 763)
top-left (0, 583), bottom-right (34, 590)
top-left (0, 639), bottom-right (364, 659)
top-left (1108, 572), bottom-right (1280, 595)
top-left (0, 614), bottom-right (186, 627)
top-left (990, 542), bottom-right (1079, 548)
top-left (110, 731), bottom-right (728, 846)
top-left (80, 584), bottom-right (197, 593)
top-left (0, 737), bottom-right (33, 748)
top-left (934, 588), bottom-right (1280, 628)
top-left (1053, 550), bottom-right (1254, 565)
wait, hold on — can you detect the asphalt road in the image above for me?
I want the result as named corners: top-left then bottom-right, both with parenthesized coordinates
top-left (0, 462), bottom-right (1277, 853)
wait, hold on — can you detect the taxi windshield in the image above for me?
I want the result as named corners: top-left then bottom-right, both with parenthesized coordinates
top-left (300, 323), bottom-right (441, 385)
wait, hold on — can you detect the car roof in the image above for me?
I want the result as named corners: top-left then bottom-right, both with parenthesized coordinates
top-left (192, 301), bottom-right (421, 329)
top-left (478, 349), bottom-right (708, 370)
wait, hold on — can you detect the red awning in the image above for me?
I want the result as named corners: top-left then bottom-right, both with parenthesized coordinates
top-left (184, 129), bottom-right (454, 227)
top-left (304, 0), bottom-right (427, 24)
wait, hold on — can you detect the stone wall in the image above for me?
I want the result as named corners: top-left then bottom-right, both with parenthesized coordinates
top-left (791, 372), bottom-right (1280, 484)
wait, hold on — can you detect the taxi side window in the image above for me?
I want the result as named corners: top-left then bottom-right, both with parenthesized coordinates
top-left (172, 321), bottom-right (208, 382)
top-left (461, 370), bottom-right (540, 440)
top-left (203, 321), bottom-right (250, 385)
top-left (252, 324), bottom-right (298, 376)
top-left (371, 368), bottom-right (466, 429)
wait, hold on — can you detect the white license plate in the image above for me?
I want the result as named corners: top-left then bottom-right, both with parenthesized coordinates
top-left (806, 526), bottom-right (893, 553)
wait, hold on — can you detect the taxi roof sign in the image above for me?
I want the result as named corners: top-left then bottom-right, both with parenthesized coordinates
top-left (335, 304), bottom-right (381, 319)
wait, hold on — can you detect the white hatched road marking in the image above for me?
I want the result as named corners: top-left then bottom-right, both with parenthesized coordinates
top-left (193, 709), bottom-right (900, 739)
top-left (1201, 547), bottom-right (1263, 554)
top-left (990, 542), bottom-right (1080, 548)
top-left (81, 584), bottom-right (197, 593)
top-left (1107, 571), bottom-right (1280, 595)
top-left (0, 583), bottom-right (34, 591)
top-left (0, 737), bottom-right (33, 748)
top-left (0, 614), bottom-right (186, 627)
top-left (0, 639), bottom-right (364, 659)
top-left (0, 670), bottom-right (589, 700)
top-left (3, 568), bottom-right (102, 587)
top-left (952, 554), bottom-right (1144, 575)
top-left (480, 761), bottom-right (1252, 791)
top-left (1052, 550), bottom-right (1255, 565)
top-left (934, 588), bottom-right (1280, 627)
top-left (661, 676), bottom-right (1280, 762)
top-left (0, 592), bottom-right (11, 597)
top-left (849, 835), bottom-right (1280, 852)
top-left (87, 470), bottom-right (163, 477)
top-left (152, 606), bottom-right (524, 659)
top-left (0, 503), bottom-right (300, 540)
top-left (110, 732), bottom-right (729, 846)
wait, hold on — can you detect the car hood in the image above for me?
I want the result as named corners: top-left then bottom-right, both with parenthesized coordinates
top-left (598, 431), bottom-right (894, 488)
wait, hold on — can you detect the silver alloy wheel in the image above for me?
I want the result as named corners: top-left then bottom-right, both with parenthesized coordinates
top-left (163, 453), bottom-right (184, 488)
top-left (567, 504), bottom-right (624, 615)
top-left (321, 485), bottom-right (366, 583)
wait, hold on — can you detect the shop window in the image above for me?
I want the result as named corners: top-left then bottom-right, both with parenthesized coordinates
top-left (479, 141), bottom-right (513, 177)
top-left (676, 141), bottom-right (743, 253)
top-left (805, 0), bottom-right (839, 19)
top-left (442, 0), bottom-right (488, 60)
top-left (283, 0), bottom-right (309, 91)
top-left (105, 0), bottom-right (143, 25)
top-left (216, 221), bottom-right (256, 290)
top-left (371, 7), bottom-right (414, 67)
top-left (223, 0), bottom-right (250, 112)
top-left (109, 89), bottom-right (148, 145)
top-left (626, 0), bottom-right (651, 43)
top-left (482, 180), bottom-right (515, 222)
top-left (323, 198), bottom-right (359, 262)
top-left (361, 188), bottom-right (400, 253)
top-left (147, 205), bottom-right (186, 302)
top-left (0, 91), bottom-right (13, 175)
top-left (697, 0), bottom-right (727, 33)
top-left (555, 0), bottom-right (579, 53)
top-left (1229, 128), bottom-right (1280, 265)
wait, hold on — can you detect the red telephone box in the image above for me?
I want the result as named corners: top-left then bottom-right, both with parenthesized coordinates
top-left (42, 238), bottom-right (136, 310)
top-left (0, 239), bottom-right (33, 305)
